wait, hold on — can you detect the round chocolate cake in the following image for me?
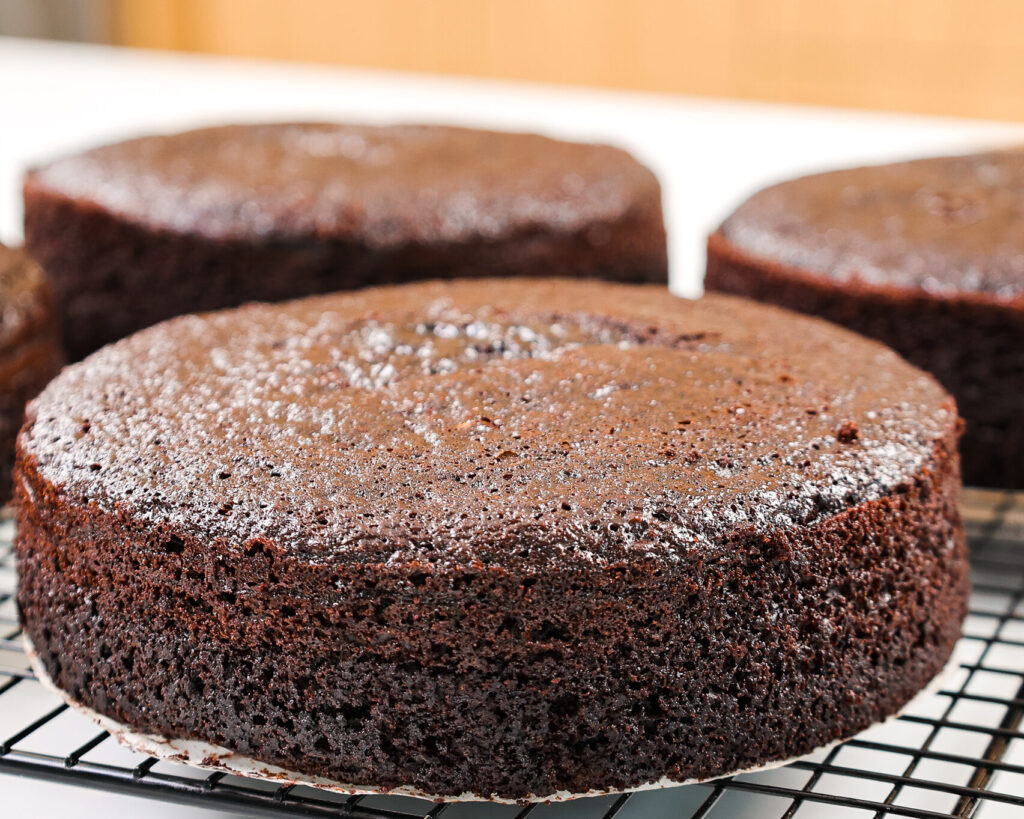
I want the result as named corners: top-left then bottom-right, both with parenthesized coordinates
top-left (0, 243), bottom-right (61, 498)
top-left (706, 148), bottom-right (1024, 489)
top-left (15, 279), bottom-right (966, 801)
top-left (23, 122), bottom-right (667, 359)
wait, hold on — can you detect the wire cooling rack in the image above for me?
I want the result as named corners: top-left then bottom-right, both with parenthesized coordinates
top-left (2, 490), bottom-right (1024, 818)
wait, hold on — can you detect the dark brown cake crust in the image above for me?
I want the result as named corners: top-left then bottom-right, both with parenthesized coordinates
top-left (15, 279), bottom-right (967, 800)
top-left (0, 244), bottom-right (61, 498)
top-left (23, 123), bottom-right (667, 360)
top-left (706, 149), bottom-right (1024, 489)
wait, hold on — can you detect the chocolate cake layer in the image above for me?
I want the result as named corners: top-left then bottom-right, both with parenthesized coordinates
top-left (0, 243), bottom-right (61, 498)
top-left (15, 279), bottom-right (967, 800)
top-left (706, 149), bottom-right (1024, 488)
top-left (23, 123), bottom-right (667, 359)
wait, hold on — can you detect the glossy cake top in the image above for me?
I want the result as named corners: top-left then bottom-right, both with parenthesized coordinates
top-left (19, 279), bottom-right (955, 568)
top-left (720, 149), bottom-right (1024, 299)
top-left (0, 243), bottom-right (51, 351)
top-left (24, 123), bottom-right (659, 244)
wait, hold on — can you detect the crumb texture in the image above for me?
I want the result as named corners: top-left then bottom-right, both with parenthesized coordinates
top-left (16, 279), bottom-right (967, 800)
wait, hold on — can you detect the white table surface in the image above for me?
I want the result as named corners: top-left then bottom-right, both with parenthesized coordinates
top-left (3, 36), bottom-right (1024, 819)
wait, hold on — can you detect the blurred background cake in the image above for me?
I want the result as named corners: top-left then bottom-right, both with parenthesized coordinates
top-left (0, 242), bottom-right (60, 498)
top-left (706, 149), bottom-right (1024, 489)
top-left (23, 123), bottom-right (667, 359)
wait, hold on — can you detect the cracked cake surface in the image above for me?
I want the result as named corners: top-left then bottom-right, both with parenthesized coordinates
top-left (16, 278), bottom-right (967, 800)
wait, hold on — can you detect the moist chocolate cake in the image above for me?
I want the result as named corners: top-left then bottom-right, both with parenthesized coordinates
top-left (0, 243), bottom-right (60, 498)
top-left (706, 148), bottom-right (1024, 489)
top-left (15, 279), bottom-right (966, 801)
top-left (23, 123), bottom-right (667, 359)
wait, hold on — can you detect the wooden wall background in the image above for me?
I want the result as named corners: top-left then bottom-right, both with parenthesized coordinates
top-left (111, 0), bottom-right (1024, 121)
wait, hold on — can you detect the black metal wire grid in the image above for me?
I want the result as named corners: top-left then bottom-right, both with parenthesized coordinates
top-left (2, 489), bottom-right (1024, 818)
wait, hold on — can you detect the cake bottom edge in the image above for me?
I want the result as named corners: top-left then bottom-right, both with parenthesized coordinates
top-left (23, 634), bottom-right (960, 804)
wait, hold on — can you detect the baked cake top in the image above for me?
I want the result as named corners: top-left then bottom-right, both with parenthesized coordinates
top-left (24, 123), bottom-right (659, 244)
top-left (19, 279), bottom-right (955, 569)
top-left (720, 149), bottom-right (1024, 300)
top-left (0, 243), bottom-right (51, 351)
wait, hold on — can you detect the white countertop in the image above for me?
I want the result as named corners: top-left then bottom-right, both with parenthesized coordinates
top-left (2, 36), bottom-right (1023, 819)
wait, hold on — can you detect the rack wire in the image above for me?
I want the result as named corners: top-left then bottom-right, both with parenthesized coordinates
top-left (2, 488), bottom-right (1024, 818)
